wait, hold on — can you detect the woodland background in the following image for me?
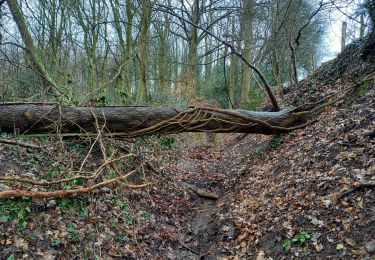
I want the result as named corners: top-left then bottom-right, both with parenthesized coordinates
top-left (0, 0), bottom-right (371, 108)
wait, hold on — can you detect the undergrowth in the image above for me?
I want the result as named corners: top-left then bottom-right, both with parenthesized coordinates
top-left (0, 197), bottom-right (32, 229)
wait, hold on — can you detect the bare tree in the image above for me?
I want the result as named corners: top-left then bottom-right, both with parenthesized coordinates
top-left (6, 0), bottom-right (63, 96)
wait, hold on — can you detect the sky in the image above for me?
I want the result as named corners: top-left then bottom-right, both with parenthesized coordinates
top-left (323, 1), bottom-right (365, 62)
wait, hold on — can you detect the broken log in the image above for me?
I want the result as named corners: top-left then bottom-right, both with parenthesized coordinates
top-left (0, 104), bottom-right (311, 137)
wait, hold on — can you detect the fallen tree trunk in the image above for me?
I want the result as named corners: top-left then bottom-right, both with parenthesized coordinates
top-left (0, 104), bottom-right (312, 137)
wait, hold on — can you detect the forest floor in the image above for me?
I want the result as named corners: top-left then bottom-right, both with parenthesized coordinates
top-left (1, 41), bottom-right (375, 259)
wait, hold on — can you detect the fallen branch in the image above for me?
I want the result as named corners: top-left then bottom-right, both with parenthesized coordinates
top-left (181, 182), bottom-right (220, 200)
top-left (0, 138), bottom-right (42, 149)
top-left (178, 240), bottom-right (200, 255)
top-left (0, 170), bottom-right (152, 199)
top-left (339, 183), bottom-right (375, 199)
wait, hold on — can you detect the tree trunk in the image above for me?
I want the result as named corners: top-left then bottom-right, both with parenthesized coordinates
top-left (184, 0), bottom-right (200, 97)
top-left (360, 14), bottom-right (365, 38)
top-left (136, 0), bottom-right (151, 104)
top-left (229, 52), bottom-right (236, 108)
top-left (289, 34), bottom-right (298, 84)
top-left (341, 21), bottom-right (347, 52)
top-left (110, 0), bottom-right (133, 104)
top-left (6, 0), bottom-right (62, 96)
top-left (269, 50), bottom-right (283, 100)
top-left (311, 49), bottom-right (317, 71)
top-left (157, 17), bottom-right (170, 98)
top-left (204, 34), bottom-right (212, 94)
top-left (0, 104), bottom-right (308, 137)
top-left (240, 0), bottom-right (254, 104)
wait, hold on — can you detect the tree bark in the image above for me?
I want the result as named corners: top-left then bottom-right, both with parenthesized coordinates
top-left (136, 0), bottom-right (151, 104)
top-left (110, 0), bottom-right (134, 104)
top-left (0, 104), bottom-right (308, 137)
top-left (74, 1), bottom-right (100, 101)
top-left (341, 21), bottom-right (347, 52)
top-left (289, 34), bottom-right (298, 84)
top-left (360, 14), bottom-right (365, 38)
top-left (185, 0), bottom-right (201, 97)
top-left (240, 0), bottom-right (254, 103)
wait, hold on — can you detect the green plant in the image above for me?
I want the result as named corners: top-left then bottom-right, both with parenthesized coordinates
top-left (57, 198), bottom-right (88, 214)
top-left (117, 235), bottom-right (130, 242)
top-left (142, 211), bottom-right (151, 221)
top-left (1, 132), bottom-right (13, 138)
top-left (37, 136), bottom-right (50, 144)
top-left (61, 178), bottom-right (85, 190)
top-left (159, 136), bottom-right (175, 149)
top-left (283, 229), bottom-right (312, 251)
top-left (241, 88), bottom-right (266, 111)
top-left (84, 247), bottom-right (94, 259)
top-left (107, 170), bottom-right (117, 180)
top-left (106, 147), bottom-right (119, 158)
top-left (115, 87), bottom-right (128, 104)
top-left (58, 198), bottom-right (75, 212)
top-left (115, 201), bottom-right (135, 226)
top-left (60, 90), bottom-right (74, 106)
top-left (6, 255), bottom-right (16, 260)
top-left (51, 239), bottom-right (65, 248)
top-left (64, 141), bottom-right (86, 153)
top-left (336, 243), bottom-right (345, 251)
top-left (267, 134), bottom-right (284, 151)
top-left (0, 197), bottom-right (32, 229)
top-left (43, 165), bottom-right (66, 181)
top-left (356, 80), bottom-right (369, 97)
top-left (67, 224), bottom-right (81, 242)
top-left (119, 155), bottom-right (134, 168)
top-left (97, 94), bottom-right (108, 106)
top-left (25, 157), bottom-right (39, 174)
top-left (0, 215), bottom-right (10, 223)
top-left (79, 208), bottom-right (89, 218)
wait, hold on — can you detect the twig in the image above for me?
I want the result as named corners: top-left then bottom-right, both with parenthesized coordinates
top-left (0, 138), bottom-right (42, 149)
top-left (0, 154), bottom-right (135, 186)
top-left (181, 182), bottom-right (220, 200)
top-left (179, 240), bottom-right (200, 255)
top-left (339, 183), bottom-right (375, 199)
top-left (89, 107), bottom-right (110, 182)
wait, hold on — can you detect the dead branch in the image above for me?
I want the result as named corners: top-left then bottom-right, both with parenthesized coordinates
top-left (0, 138), bottom-right (42, 149)
top-left (0, 170), bottom-right (152, 199)
top-left (181, 182), bottom-right (220, 200)
top-left (339, 183), bottom-right (375, 199)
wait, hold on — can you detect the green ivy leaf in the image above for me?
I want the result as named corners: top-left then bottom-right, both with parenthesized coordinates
top-left (336, 243), bottom-right (345, 250)
top-left (0, 215), bottom-right (10, 223)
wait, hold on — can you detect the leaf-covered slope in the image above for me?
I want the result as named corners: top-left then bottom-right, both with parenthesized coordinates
top-left (207, 84), bottom-right (374, 258)
top-left (192, 39), bottom-right (375, 257)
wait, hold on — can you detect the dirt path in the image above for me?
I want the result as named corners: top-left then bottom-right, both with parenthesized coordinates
top-left (162, 138), bottom-right (254, 259)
